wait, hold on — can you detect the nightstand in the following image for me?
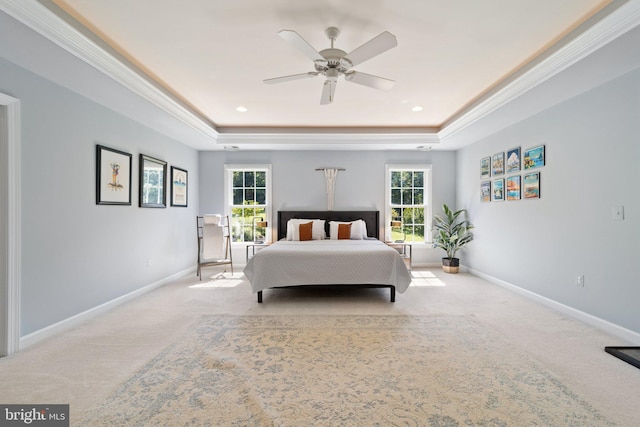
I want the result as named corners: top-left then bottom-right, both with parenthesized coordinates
top-left (385, 242), bottom-right (412, 270)
top-left (246, 242), bottom-right (270, 261)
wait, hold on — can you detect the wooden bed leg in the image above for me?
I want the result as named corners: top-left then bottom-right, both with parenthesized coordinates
top-left (390, 286), bottom-right (396, 302)
top-left (257, 291), bottom-right (263, 303)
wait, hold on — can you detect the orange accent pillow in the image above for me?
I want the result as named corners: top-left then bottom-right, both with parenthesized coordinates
top-left (299, 222), bottom-right (313, 241)
top-left (338, 223), bottom-right (352, 240)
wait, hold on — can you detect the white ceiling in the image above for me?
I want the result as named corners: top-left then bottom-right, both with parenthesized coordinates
top-left (50, 0), bottom-right (612, 128)
top-left (3, 0), bottom-right (639, 150)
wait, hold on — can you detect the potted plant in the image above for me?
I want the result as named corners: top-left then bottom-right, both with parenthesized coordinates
top-left (432, 204), bottom-right (474, 273)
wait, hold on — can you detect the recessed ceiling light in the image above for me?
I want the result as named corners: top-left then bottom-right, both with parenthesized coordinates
top-left (412, 105), bottom-right (423, 112)
top-left (236, 106), bottom-right (248, 112)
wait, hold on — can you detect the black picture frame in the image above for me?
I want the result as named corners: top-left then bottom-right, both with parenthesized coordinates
top-left (524, 144), bottom-right (545, 169)
top-left (523, 172), bottom-right (541, 199)
top-left (170, 166), bottom-right (188, 207)
top-left (605, 347), bottom-right (640, 369)
top-left (481, 181), bottom-right (491, 202)
top-left (96, 144), bottom-right (132, 205)
top-left (506, 175), bottom-right (521, 201)
top-left (139, 154), bottom-right (167, 208)
top-left (491, 152), bottom-right (504, 176)
top-left (480, 157), bottom-right (491, 179)
top-left (492, 178), bottom-right (504, 201)
top-left (506, 146), bottom-right (521, 173)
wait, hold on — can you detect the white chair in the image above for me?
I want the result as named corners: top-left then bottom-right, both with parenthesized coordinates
top-left (196, 215), bottom-right (233, 280)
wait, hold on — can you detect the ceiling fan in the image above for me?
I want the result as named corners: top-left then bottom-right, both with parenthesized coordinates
top-left (264, 27), bottom-right (397, 105)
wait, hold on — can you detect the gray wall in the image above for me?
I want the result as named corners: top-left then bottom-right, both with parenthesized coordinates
top-left (199, 149), bottom-right (457, 263)
top-left (0, 58), bottom-right (199, 336)
top-left (456, 67), bottom-right (640, 334)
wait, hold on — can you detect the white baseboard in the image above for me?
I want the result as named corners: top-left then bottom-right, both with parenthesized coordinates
top-left (19, 266), bottom-right (196, 350)
top-left (464, 266), bottom-right (640, 345)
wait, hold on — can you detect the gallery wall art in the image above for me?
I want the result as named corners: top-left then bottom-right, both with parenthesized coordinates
top-left (524, 145), bottom-right (545, 169)
top-left (171, 166), bottom-right (188, 207)
top-left (95, 144), bottom-right (187, 209)
top-left (139, 154), bottom-right (167, 208)
top-left (481, 144), bottom-right (545, 202)
top-left (96, 145), bottom-right (132, 206)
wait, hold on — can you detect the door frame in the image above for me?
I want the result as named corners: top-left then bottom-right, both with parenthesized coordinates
top-left (0, 92), bottom-right (21, 356)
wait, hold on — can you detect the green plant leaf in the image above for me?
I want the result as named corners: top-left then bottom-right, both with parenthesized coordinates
top-left (431, 203), bottom-right (474, 259)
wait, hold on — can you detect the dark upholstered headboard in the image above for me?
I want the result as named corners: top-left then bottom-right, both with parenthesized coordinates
top-left (277, 211), bottom-right (380, 241)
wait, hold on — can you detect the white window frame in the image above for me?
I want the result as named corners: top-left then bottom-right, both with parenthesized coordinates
top-left (385, 164), bottom-right (432, 243)
top-left (224, 164), bottom-right (272, 244)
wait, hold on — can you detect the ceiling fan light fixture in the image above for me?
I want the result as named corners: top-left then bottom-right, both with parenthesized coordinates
top-left (325, 68), bottom-right (339, 81)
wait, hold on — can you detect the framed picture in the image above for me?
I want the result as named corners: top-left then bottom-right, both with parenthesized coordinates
top-left (139, 154), bottom-right (167, 208)
top-left (506, 175), bottom-right (521, 201)
top-left (481, 181), bottom-right (491, 202)
top-left (96, 144), bottom-right (132, 205)
top-left (170, 166), bottom-right (188, 207)
top-left (605, 346), bottom-right (640, 370)
top-left (491, 152), bottom-right (504, 176)
top-left (523, 172), bottom-right (540, 199)
top-left (480, 157), bottom-right (491, 178)
top-left (524, 145), bottom-right (545, 169)
top-left (506, 147), bottom-right (521, 173)
top-left (493, 178), bottom-right (504, 201)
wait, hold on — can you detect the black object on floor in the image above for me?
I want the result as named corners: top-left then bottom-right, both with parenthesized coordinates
top-left (605, 347), bottom-right (640, 369)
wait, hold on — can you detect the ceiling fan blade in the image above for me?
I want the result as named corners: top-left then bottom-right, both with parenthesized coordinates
top-left (278, 30), bottom-right (325, 62)
top-left (263, 72), bottom-right (318, 84)
top-left (320, 80), bottom-right (337, 105)
top-left (345, 31), bottom-right (397, 66)
top-left (344, 71), bottom-right (395, 91)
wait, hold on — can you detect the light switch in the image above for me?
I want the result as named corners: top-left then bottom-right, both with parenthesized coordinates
top-left (613, 206), bottom-right (624, 221)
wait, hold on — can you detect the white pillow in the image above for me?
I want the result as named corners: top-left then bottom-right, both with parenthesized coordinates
top-left (328, 220), bottom-right (367, 240)
top-left (357, 219), bottom-right (368, 239)
top-left (287, 219), bottom-right (326, 240)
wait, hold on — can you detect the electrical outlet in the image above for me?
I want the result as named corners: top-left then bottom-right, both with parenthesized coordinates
top-left (576, 275), bottom-right (584, 287)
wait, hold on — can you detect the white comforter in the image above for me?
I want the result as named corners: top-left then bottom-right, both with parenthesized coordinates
top-left (243, 239), bottom-right (411, 294)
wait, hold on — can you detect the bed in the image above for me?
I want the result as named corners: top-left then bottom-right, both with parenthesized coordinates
top-left (243, 210), bottom-right (412, 302)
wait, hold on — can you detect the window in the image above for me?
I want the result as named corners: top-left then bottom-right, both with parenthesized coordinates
top-left (224, 165), bottom-right (272, 243)
top-left (385, 165), bottom-right (432, 243)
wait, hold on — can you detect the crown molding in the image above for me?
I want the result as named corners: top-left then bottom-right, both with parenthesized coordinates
top-left (439, 0), bottom-right (640, 144)
top-left (0, 0), bottom-right (219, 142)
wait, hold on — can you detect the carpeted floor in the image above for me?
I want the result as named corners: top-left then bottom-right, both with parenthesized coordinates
top-left (2, 268), bottom-right (639, 426)
top-left (79, 314), bottom-right (610, 426)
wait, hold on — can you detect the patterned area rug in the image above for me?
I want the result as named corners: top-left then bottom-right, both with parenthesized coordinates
top-left (79, 315), bottom-right (611, 426)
